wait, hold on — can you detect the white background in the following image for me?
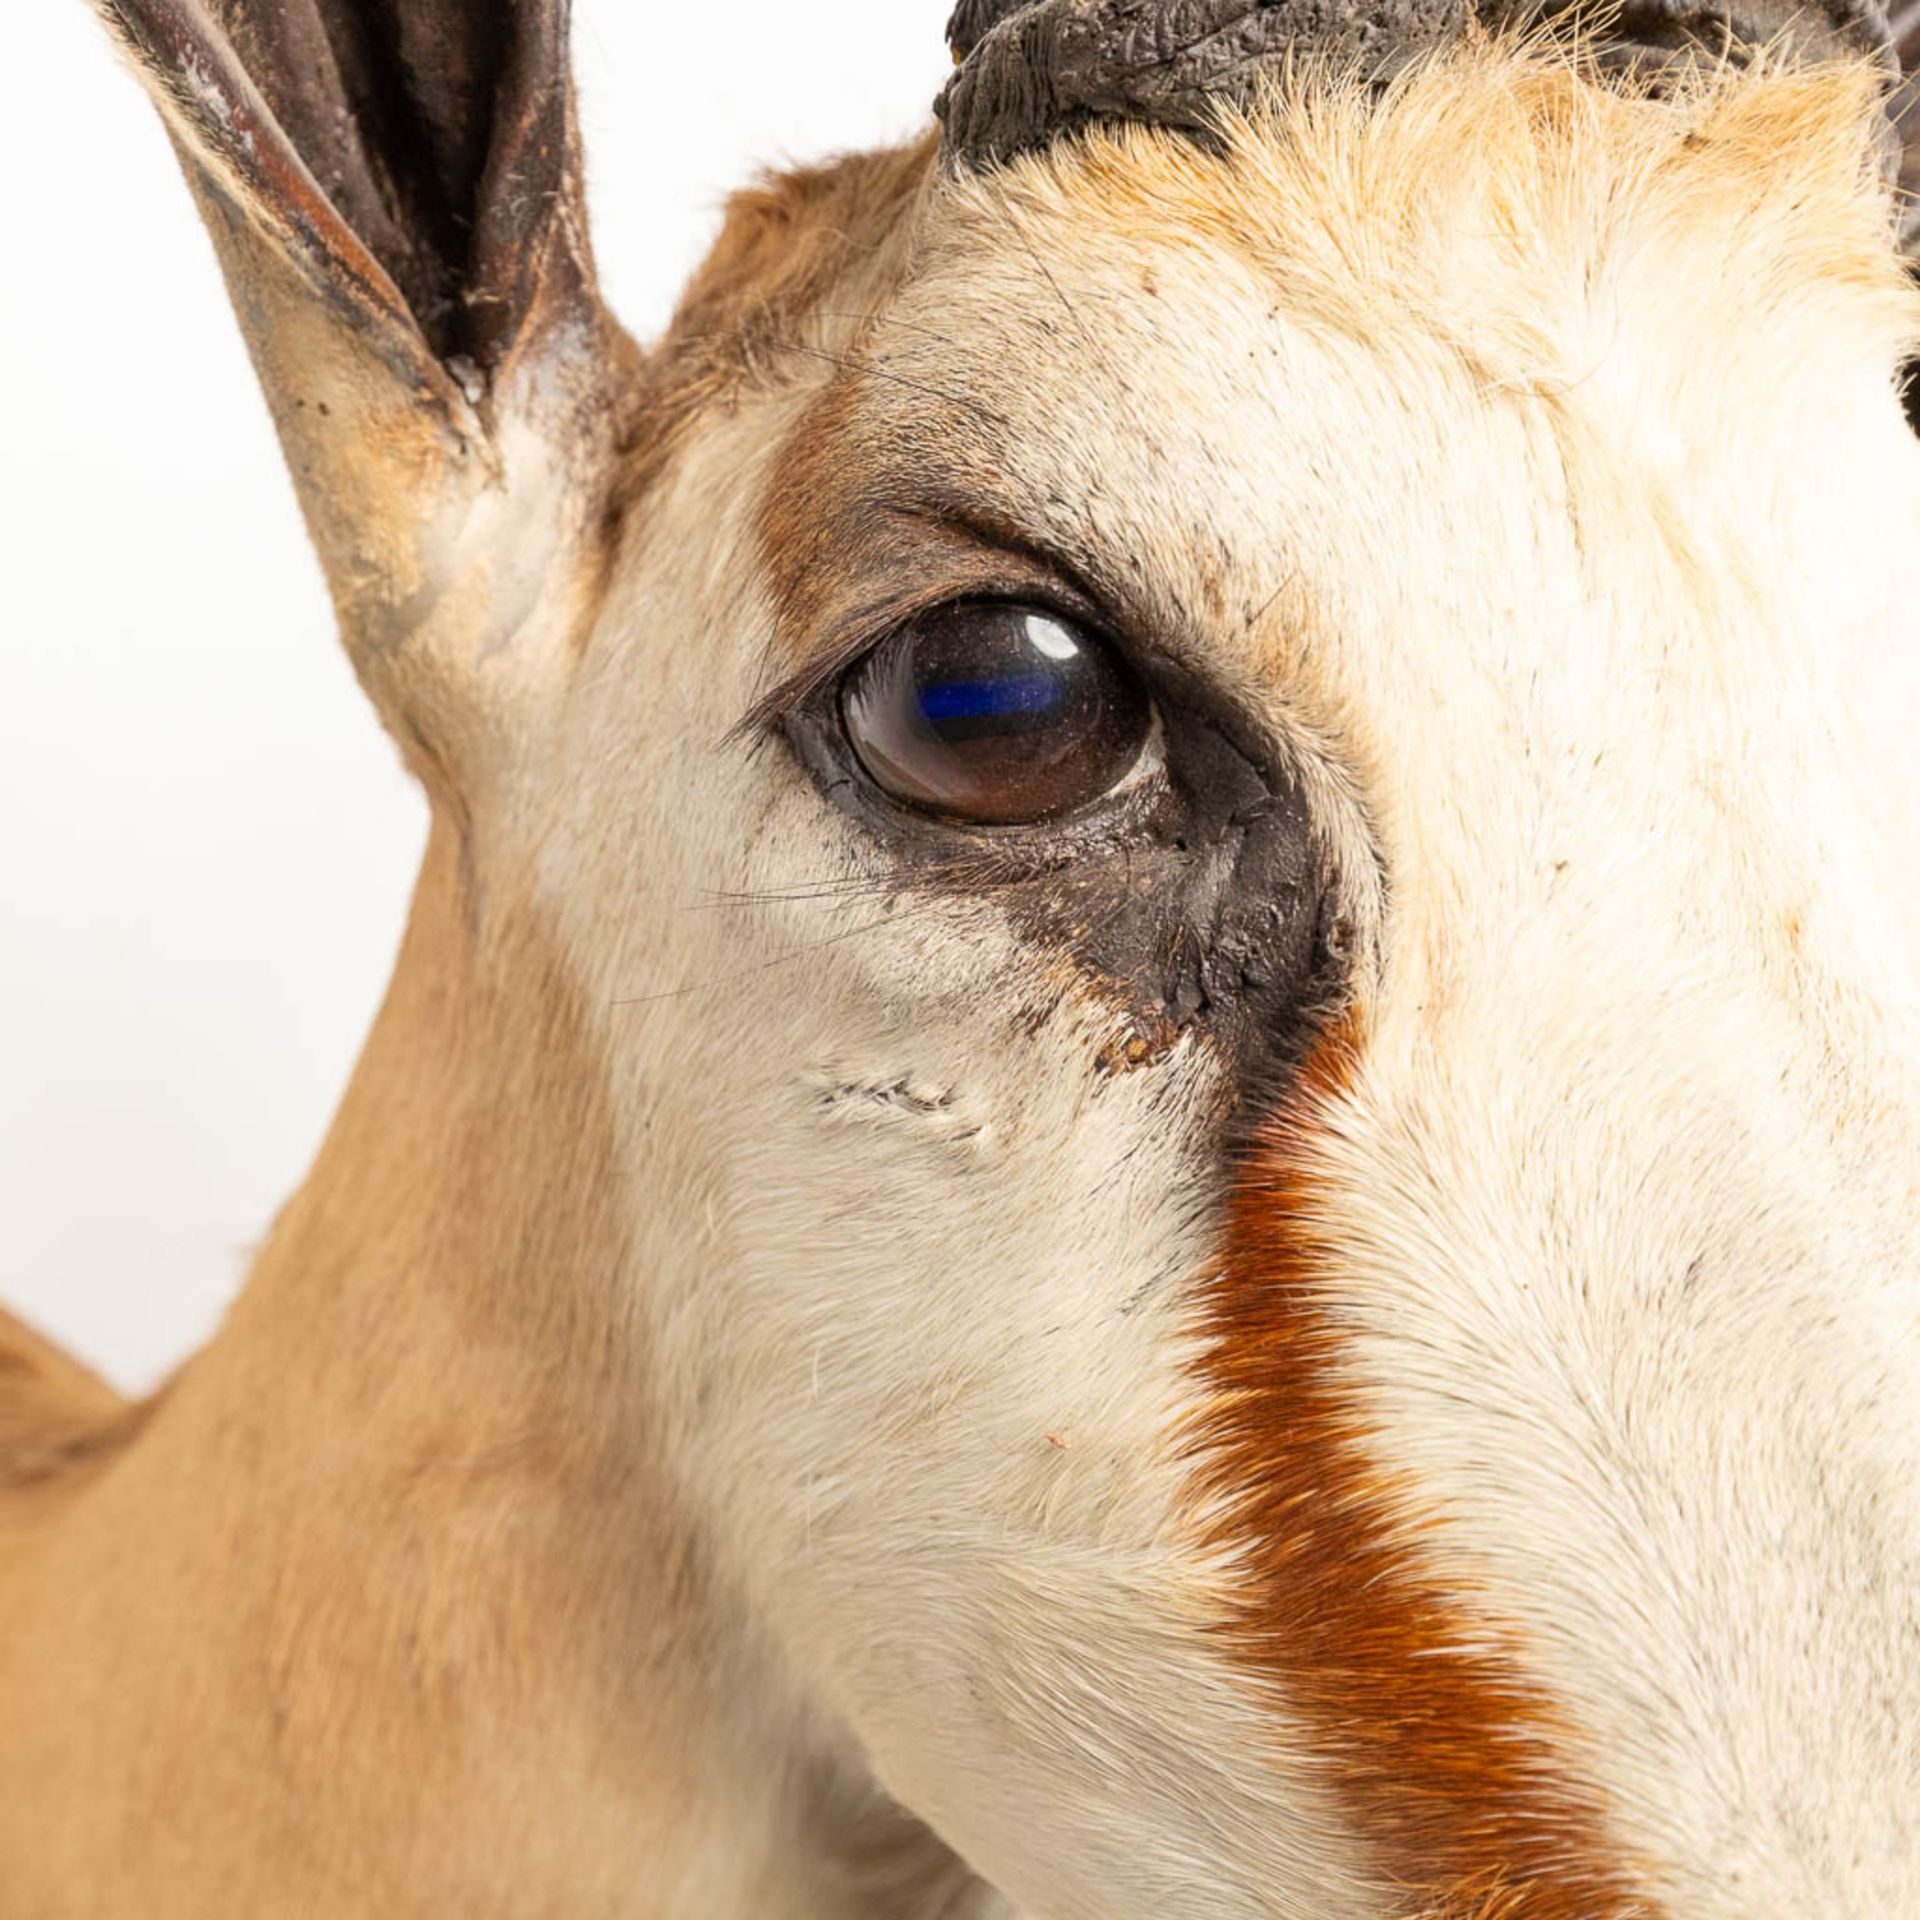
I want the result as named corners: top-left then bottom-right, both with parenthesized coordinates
top-left (2, 2), bottom-right (944, 1390)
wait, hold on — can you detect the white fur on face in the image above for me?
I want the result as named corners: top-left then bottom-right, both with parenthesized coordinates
top-left (534, 54), bottom-right (1920, 1919)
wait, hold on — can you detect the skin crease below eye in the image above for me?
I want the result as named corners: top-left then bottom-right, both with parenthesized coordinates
top-left (840, 602), bottom-right (1152, 823)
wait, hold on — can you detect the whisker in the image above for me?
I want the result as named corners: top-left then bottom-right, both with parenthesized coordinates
top-left (690, 874), bottom-right (900, 910)
top-left (812, 308), bottom-right (964, 348)
top-left (609, 892), bottom-right (951, 1011)
top-left (999, 205), bottom-right (1098, 355)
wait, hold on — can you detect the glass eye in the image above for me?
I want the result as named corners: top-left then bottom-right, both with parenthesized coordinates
top-left (839, 603), bottom-right (1152, 825)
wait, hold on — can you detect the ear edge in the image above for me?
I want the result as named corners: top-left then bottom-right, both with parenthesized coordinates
top-left (95, 0), bottom-right (474, 421)
top-left (95, 0), bottom-right (601, 420)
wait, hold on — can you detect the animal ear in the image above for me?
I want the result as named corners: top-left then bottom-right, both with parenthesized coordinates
top-left (94, 0), bottom-right (629, 777)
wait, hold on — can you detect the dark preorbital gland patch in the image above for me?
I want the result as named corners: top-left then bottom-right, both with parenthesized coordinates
top-left (783, 648), bottom-right (1346, 1133)
top-left (1026, 683), bottom-right (1340, 1113)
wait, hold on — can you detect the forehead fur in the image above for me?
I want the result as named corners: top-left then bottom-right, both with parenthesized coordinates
top-left (946, 47), bottom-right (1915, 384)
top-left (643, 44), bottom-right (1915, 465)
top-left (627, 136), bottom-right (935, 499)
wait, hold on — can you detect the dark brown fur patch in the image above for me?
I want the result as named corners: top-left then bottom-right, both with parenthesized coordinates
top-left (1199, 1024), bottom-right (1655, 1919)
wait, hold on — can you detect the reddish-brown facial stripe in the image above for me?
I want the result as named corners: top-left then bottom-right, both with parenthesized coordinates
top-left (1196, 1028), bottom-right (1652, 1919)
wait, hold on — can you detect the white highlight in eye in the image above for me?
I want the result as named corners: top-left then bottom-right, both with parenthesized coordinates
top-left (1025, 614), bottom-right (1081, 663)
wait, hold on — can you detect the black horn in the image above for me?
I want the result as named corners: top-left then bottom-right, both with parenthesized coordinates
top-left (939, 0), bottom-right (1900, 169)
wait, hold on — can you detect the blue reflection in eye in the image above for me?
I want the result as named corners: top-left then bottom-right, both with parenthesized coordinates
top-left (918, 673), bottom-right (1063, 724)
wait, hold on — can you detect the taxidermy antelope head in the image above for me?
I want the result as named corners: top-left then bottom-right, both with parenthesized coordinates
top-left (6, 0), bottom-right (1920, 1912)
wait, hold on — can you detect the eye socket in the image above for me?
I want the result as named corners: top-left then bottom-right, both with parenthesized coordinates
top-left (839, 602), bottom-right (1153, 825)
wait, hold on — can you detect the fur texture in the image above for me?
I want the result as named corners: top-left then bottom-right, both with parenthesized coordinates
top-left (8, 19), bottom-right (1920, 1918)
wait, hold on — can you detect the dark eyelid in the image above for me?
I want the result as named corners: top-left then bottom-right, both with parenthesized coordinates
top-left (900, 499), bottom-right (1119, 622)
top-left (730, 509), bottom-right (1114, 747)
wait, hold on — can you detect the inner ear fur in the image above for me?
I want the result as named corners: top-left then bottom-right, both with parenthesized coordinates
top-left (96, 0), bottom-right (627, 771)
top-left (100, 0), bottom-right (599, 398)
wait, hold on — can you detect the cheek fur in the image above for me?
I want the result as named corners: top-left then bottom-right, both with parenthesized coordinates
top-left (1191, 1021), bottom-right (1649, 1919)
